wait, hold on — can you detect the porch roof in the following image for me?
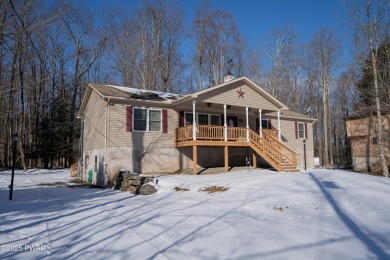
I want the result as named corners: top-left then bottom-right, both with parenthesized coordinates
top-left (264, 110), bottom-right (316, 123)
top-left (172, 77), bottom-right (288, 111)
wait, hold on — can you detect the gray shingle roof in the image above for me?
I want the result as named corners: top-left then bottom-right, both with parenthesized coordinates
top-left (347, 104), bottom-right (390, 119)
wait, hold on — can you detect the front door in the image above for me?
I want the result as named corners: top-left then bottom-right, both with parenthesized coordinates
top-left (227, 116), bottom-right (238, 127)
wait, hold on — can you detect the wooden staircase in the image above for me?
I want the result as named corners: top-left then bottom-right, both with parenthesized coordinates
top-left (248, 129), bottom-right (299, 172)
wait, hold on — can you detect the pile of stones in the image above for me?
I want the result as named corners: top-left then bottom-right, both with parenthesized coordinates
top-left (112, 170), bottom-right (158, 195)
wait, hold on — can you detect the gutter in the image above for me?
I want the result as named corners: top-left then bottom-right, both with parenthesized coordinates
top-left (103, 96), bottom-right (173, 108)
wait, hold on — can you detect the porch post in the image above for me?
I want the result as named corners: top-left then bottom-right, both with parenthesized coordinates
top-left (192, 99), bottom-right (196, 141)
top-left (259, 109), bottom-right (262, 137)
top-left (246, 107), bottom-right (249, 142)
top-left (224, 104), bottom-right (227, 141)
top-left (277, 110), bottom-right (281, 141)
top-left (224, 145), bottom-right (229, 172)
top-left (193, 145), bottom-right (197, 174)
top-left (252, 153), bottom-right (257, 169)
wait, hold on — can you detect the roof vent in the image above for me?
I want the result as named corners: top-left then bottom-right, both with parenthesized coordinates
top-left (223, 70), bottom-right (235, 83)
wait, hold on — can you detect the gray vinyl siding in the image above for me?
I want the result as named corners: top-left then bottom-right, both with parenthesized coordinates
top-left (108, 103), bottom-right (178, 149)
top-left (83, 90), bottom-right (106, 150)
top-left (278, 118), bottom-right (313, 149)
top-left (196, 81), bottom-right (280, 111)
top-left (278, 117), bottom-right (314, 168)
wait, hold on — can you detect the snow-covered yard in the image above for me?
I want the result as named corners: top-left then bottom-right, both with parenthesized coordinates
top-left (1, 168), bottom-right (389, 259)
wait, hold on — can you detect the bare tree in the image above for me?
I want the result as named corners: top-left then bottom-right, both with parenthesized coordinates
top-left (106, 0), bottom-right (184, 92)
top-left (306, 29), bottom-right (342, 168)
top-left (262, 26), bottom-right (295, 99)
top-left (191, 0), bottom-right (245, 89)
top-left (346, 0), bottom-right (389, 177)
top-left (332, 69), bottom-right (359, 166)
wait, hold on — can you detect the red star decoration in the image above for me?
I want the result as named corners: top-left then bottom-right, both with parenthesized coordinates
top-left (237, 88), bottom-right (245, 99)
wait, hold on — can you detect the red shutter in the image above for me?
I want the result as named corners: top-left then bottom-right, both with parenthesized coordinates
top-left (126, 106), bottom-right (132, 132)
top-left (305, 122), bottom-right (308, 140)
top-left (220, 115), bottom-right (224, 126)
top-left (256, 118), bottom-right (259, 131)
top-left (268, 119), bottom-right (272, 129)
top-left (162, 109), bottom-right (168, 133)
top-left (294, 122), bottom-right (298, 139)
top-left (179, 111), bottom-right (184, 127)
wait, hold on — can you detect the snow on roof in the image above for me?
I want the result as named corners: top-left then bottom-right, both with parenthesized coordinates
top-left (106, 84), bottom-right (184, 102)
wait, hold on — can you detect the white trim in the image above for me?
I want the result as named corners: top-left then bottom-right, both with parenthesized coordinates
top-left (132, 107), bottom-right (162, 132)
top-left (192, 100), bottom-right (196, 141)
top-left (259, 109), bottom-right (262, 137)
top-left (184, 112), bottom-right (221, 126)
top-left (224, 104), bottom-right (227, 141)
top-left (246, 107), bottom-right (249, 142)
top-left (277, 110), bottom-right (281, 141)
top-left (172, 77), bottom-right (288, 110)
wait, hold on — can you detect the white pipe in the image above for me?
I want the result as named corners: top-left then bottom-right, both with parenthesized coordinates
top-left (277, 110), bottom-right (281, 141)
top-left (246, 107), bottom-right (249, 142)
top-left (224, 104), bottom-right (227, 141)
top-left (259, 109), bottom-right (262, 137)
top-left (193, 100), bottom-right (196, 141)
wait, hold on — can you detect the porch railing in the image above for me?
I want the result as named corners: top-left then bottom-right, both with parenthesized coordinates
top-left (262, 129), bottom-right (279, 139)
top-left (175, 125), bottom-right (193, 142)
top-left (197, 125), bottom-right (224, 140)
top-left (175, 126), bottom-right (248, 142)
top-left (227, 127), bottom-right (247, 141)
top-left (248, 129), bottom-right (282, 171)
top-left (262, 129), bottom-right (297, 166)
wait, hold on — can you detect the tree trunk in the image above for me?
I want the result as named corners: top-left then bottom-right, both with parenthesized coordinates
top-left (371, 50), bottom-right (389, 177)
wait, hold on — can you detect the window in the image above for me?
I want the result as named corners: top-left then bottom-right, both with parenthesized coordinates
top-left (133, 108), bottom-right (161, 132)
top-left (261, 119), bottom-right (269, 129)
top-left (372, 136), bottom-right (378, 144)
top-left (94, 155), bottom-right (98, 172)
top-left (134, 108), bottom-right (147, 131)
top-left (185, 112), bottom-right (221, 126)
top-left (198, 114), bottom-right (209, 125)
top-left (185, 113), bottom-right (193, 126)
top-left (149, 110), bottom-right (161, 131)
top-left (298, 122), bottom-right (305, 139)
top-left (210, 115), bottom-right (221, 126)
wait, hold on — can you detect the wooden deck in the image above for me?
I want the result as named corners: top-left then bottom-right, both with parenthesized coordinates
top-left (174, 126), bottom-right (298, 174)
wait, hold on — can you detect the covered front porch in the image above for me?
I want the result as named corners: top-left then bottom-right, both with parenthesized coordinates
top-left (171, 77), bottom-right (298, 174)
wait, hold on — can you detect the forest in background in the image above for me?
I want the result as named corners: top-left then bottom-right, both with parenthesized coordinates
top-left (0, 0), bottom-right (389, 174)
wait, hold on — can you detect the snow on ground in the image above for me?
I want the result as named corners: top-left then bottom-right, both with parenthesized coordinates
top-left (0, 168), bottom-right (389, 260)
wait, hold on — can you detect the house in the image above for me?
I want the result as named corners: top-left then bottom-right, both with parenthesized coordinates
top-left (77, 75), bottom-right (316, 185)
top-left (346, 104), bottom-right (390, 173)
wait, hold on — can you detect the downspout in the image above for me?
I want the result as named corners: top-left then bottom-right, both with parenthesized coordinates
top-left (79, 116), bottom-right (84, 180)
top-left (104, 98), bottom-right (110, 186)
